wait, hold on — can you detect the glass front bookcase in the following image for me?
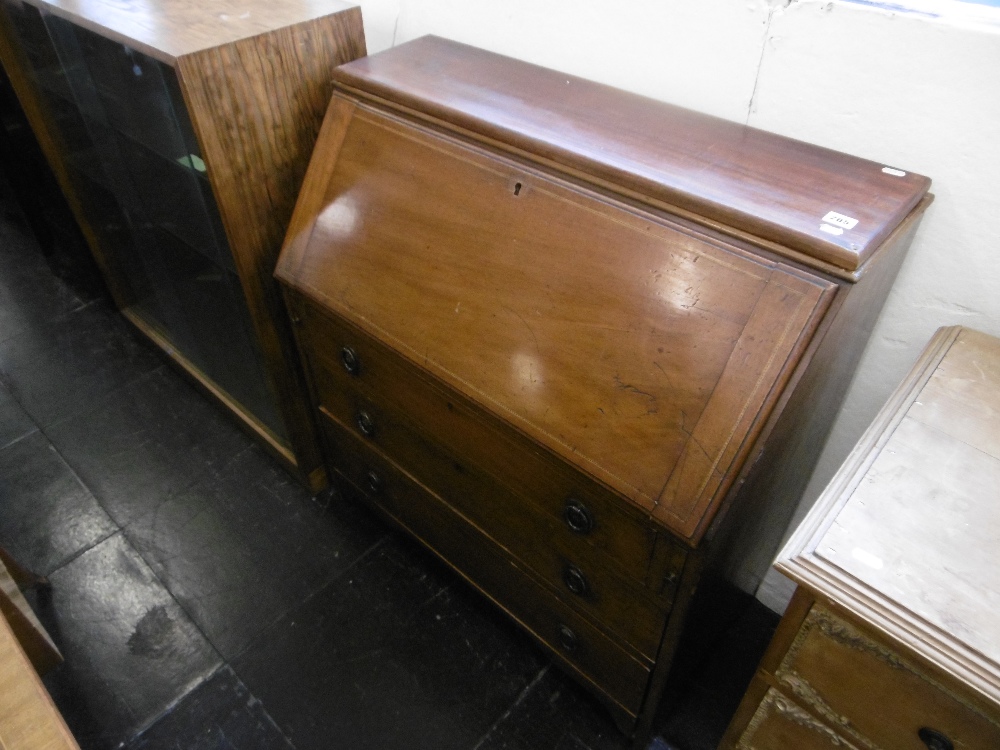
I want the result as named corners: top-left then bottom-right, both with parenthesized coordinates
top-left (0, 0), bottom-right (366, 487)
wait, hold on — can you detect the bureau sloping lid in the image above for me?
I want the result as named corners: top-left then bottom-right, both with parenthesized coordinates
top-left (278, 96), bottom-right (838, 543)
top-left (330, 36), bottom-right (930, 273)
top-left (778, 327), bottom-right (1000, 707)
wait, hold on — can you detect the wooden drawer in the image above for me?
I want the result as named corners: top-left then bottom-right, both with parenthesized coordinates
top-left (294, 296), bottom-right (684, 595)
top-left (318, 401), bottom-right (671, 661)
top-left (737, 688), bottom-right (860, 750)
top-left (776, 606), bottom-right (1000, 750)
top-left (320, 411), bottom-right (651, 717)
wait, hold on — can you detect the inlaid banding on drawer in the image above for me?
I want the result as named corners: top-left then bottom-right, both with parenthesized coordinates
top-left (318, 401), bottom-right (672, 661)
top-left (293, 296), bottom-right (684, 594)
top-left (321, 414), bottom-right (651, 716)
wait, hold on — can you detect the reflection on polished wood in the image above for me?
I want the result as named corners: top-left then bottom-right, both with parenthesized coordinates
top-left (723, 327), bottom-right (1000, 750)
top-left (284, 108), bottom-right (835, 539)
top-left (277, 36), bottom-right (931, 744)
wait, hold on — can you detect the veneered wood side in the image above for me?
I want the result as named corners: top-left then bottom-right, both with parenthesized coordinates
top-left (0, 612), bottom-right (79, 750)
top-left (14, 0), bottom-right (359, 64)
top-left (178, 7), bottom-right (364, 485)
top-left (277, 107), bottom-right (835, 542)
top-left (330, 36), bottom-right (930, 272)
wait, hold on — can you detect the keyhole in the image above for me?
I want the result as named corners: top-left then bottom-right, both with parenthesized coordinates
top-left (513, 182), bottom-right (522, 196)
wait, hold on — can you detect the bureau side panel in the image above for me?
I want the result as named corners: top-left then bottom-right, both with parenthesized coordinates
top-left (709, 197), bottom-right (931, 592)
top-left (176, 9), bottom-right (365, 486)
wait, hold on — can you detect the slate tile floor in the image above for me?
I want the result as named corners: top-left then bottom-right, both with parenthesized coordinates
top-left (0, 178), bottom-right (776, 750)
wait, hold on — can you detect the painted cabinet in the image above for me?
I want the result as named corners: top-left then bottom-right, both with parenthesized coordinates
top-left (722, 327), bottom-right (1000, 750)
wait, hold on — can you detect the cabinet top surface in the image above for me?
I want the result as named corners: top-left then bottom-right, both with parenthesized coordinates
top-left (779, 326), bottom-right (1000, 702)
top-left (331, 36), bottom-right (930, 273)
top-left (18, 0), bottom-right (359, 61)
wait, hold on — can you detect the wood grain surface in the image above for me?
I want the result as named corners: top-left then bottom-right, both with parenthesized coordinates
top-left (0, 612), bottom-right (79, 750)
top-left (330, 36), bottom-right (930, 272)
top-left (12, 0), bottom-right (360, 64)
top-left (276, 106), bottom-right (836, 542)
top-left (179, 6), bottom-right (364, 486)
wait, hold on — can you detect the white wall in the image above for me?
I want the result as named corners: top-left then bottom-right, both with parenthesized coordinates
top-left (353, 0), bottom-right (1000, 611)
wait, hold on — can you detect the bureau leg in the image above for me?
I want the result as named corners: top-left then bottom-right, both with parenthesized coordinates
top-left (630, 550), bottom-right (706, 749)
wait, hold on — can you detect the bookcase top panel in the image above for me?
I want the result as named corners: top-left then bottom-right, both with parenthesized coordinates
top-left (21, 0), bottom-right (359, 63)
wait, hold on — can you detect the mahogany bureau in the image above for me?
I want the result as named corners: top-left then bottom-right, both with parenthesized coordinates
top-left (275, 36), bottom-right (932, 738)
top-left (720, 326), bottom-right (1000, 750)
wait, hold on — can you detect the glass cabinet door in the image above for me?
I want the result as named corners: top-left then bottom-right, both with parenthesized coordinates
top-left (1, 0), bottom-right (287, 441)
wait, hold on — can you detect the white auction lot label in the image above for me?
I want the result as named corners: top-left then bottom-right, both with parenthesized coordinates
top-left (822, 211), bottom-right (859, 230)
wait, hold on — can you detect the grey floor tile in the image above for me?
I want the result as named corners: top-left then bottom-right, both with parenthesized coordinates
top-left (47, 365), bottom-right (252, 526)
top-left (233, 535), bottom-right (549, 750)
top-left (0, 430), bottom-right (117, 575)
top-left (126, 445), bottom-right (391, 659)
top-left (0, 379), bottom-right (36, 450)
top-left (123, 666), bottom-right (293, 750)
top-left (0, 300), bottom-right (162, 428)
top-left (37, 533), bottom-right (222, 749)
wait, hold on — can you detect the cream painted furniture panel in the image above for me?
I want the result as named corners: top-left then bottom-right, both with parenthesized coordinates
top-left (722, 326), bottom-right (1000, 750)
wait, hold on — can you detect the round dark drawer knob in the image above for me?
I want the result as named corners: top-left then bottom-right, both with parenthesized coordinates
top-left (356, 411), bottom-right (376, 437)
top-left (563, 565), bottom-right (589, 597)
top-left (558, 625), bottom-right (578, 653)
top-left (563, 498), bottom-right (594, 535)
top-left (918, 728), bottom-right (953, 750)
top-left (340, 346), bottom-right (360, 376)
top-left (365, 470), bottom-right (383, 495)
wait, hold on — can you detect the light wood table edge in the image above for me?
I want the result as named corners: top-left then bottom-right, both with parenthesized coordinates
top-left (0, 613), bottom-right (79, 749)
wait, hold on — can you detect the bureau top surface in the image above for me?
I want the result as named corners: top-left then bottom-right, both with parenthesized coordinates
top-left (15, 0), bottom-right (358, 62)
top-left (331, 36), bottom-right (930, 273)
top-left (779, 326), bottom-right (1000, 705)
